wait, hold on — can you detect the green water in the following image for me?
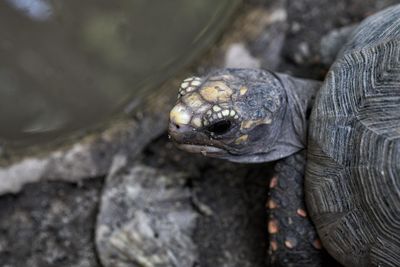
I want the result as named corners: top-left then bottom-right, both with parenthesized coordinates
top-left (0, 0), bottom-right (240, 147)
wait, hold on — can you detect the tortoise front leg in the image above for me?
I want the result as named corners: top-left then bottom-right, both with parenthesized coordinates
top-left (267, 151), bottom-right (325, 266)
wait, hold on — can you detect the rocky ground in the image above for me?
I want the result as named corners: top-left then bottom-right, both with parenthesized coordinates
top-left (0, 0), bottom-right (399, 267)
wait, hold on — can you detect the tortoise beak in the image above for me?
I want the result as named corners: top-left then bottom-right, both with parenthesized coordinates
top-left (168, 122), bottom-right (227, 157)
top-left (168, 122), bottom-right (197, 144)
top-left (175, 143), bottom-right (225, 157)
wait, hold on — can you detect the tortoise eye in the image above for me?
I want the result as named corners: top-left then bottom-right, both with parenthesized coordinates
top-left (207, 120), bottom-right (232, 136)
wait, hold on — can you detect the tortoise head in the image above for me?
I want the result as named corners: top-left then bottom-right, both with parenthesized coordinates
top-left (169, 69), bottom-right (295, 163)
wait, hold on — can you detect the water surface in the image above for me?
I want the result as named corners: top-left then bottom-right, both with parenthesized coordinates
top-left (0, 0), bottom-right (239, 147)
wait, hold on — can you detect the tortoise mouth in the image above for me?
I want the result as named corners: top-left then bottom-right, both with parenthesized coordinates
top-left (176, 144), bottom-right (227, 157)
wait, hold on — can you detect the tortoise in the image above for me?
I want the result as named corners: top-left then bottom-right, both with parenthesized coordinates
top-left (168, 4), bottom-right (400, 267)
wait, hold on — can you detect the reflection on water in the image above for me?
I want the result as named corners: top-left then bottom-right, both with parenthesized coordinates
top-left (6, 0), bottom-right (53, 21)
top-left (0, 0), bottom-right (239, 147)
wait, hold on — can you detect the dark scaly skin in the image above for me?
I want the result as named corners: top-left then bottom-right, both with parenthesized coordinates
top-left (268, 151), bottom-right (324, 266)
top-left (168, 69), bottom-right (325, 266)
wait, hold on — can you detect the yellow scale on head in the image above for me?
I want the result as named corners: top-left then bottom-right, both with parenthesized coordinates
top-left (199, 81), bottom-right (233, 103)
top-left (172, 76), bottom-right (249, 130)
top-left (169, 104), bottom-right (191, 125)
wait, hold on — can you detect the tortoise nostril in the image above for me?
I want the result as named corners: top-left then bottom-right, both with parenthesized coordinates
top-left (170, 122), bottom-right (185, 133)
top-left (169, 122), bottom-right (193, 134)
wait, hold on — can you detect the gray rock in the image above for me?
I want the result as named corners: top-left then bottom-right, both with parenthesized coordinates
top-left (281, 0), bottom-right (399, 78)
top-left (320, 25), bottom-right (357, 65)
top-left (0, 178), bottom-right (103, 267)
top-left (223, 4), bottom-right (288, 70)
top-left (0, 111), bottom-right (168, 195)
top-left (96, 155), bottom-right (198, 267)
top-left (225, 42), bottom-right (261, 69)
top-left (255, 8), bottom-right (288, 70)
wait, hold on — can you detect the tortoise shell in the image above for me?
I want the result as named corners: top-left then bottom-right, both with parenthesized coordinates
top-left (306, 5), bottom-right (400, 266)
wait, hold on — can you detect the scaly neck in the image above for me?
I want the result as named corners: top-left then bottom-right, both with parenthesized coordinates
top-left (274, 73), bottom-right (321, 155)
